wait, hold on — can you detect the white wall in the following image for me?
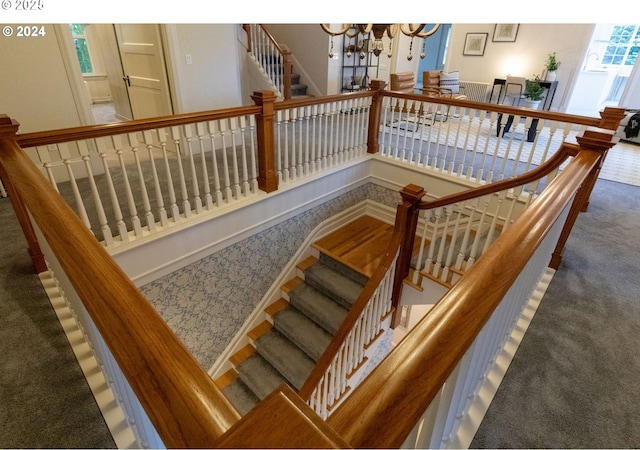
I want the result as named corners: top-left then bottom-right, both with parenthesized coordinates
top-left (445, 24), bottom-right (593, 112)
top-left (264, 24), bottom-right (341, 95)
top-left (165, 24), bottom-right (243, 112)
top-left (0, 24), bottom-right (84, 133)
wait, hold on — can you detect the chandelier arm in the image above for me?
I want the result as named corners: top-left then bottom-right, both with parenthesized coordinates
top-left (399, 23), bottom-right (441, 38)
top-left (320, 24), bottom-right (352, 36)
top-left (415, 24), bottom-right (441, 38)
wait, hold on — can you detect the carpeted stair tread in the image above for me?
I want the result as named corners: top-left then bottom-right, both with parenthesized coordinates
top-left (222, 378), bottom-right (260, 416)
top-left (272, 305), bottom-right (332, 361)
top-left (288, 283), bottom-right (349, 335)
top-left (318, 252), bottom-right (369, 285)
top-left (255, 329), bottom-right (315, 390)
top-left (235, 353), bottom-right (289, 400)
top-left (304, 261), bottom-right (366, 309)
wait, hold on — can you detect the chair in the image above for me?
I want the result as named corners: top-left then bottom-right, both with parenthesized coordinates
top-left (422, 70), bottom-right (468, 100)
top-left (390, 72), bottom-right (420, 94)
top-left (389, 72), bottom-right (425, 115)
top-left (501, 75), bottom-right (527, 106)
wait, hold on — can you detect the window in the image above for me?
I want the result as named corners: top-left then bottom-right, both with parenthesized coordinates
top-left (70, 24), bottom-right (93, 74)
top-left (602, 25), bottom-right (640, 66)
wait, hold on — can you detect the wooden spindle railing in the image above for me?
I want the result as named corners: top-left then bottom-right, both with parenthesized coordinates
top-left (1, 84), bottom-right (625, 448)
top-left (325, 131), bottom-right (619, 448)
top-left (0, 115), bottom-right (241, 448)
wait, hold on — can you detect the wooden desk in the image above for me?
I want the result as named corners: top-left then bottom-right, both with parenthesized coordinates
top-left (490, 78), bottom-right (558, 111)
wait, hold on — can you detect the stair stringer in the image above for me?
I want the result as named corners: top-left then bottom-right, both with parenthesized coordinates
top-left (208, 199), bottom-right (396, 379)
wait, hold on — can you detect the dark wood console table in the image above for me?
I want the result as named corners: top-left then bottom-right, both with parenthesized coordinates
top-left (490, 78), bottom-right (558, 111)
top-left (491, 78), bottom-right (558, 142)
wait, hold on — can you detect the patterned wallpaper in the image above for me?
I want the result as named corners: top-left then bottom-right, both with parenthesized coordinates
top-left (140, 182), bottom-right (400, 368)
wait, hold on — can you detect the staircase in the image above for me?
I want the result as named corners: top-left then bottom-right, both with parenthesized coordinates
top-left (261, 55), bottom-right (310, 99)
top-left (290, 73), bottom-right (310, 98)
top-left (213, 215), bottom-right (395, 417)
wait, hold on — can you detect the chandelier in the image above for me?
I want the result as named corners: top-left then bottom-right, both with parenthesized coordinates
top-left (321, 24), bottom-right (440, 60)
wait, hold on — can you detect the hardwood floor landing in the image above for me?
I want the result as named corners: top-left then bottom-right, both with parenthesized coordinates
top-left (312, 216), bottom-right (394, 278)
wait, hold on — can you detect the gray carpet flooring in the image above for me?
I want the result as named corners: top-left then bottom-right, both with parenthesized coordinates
top-left (471, 179), bottom-right (640, 448)
top-left (0, 197), bottom-right (116, 448)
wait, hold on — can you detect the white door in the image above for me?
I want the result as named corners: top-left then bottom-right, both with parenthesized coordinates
top-left (114, 24), bottom-right (173, 119)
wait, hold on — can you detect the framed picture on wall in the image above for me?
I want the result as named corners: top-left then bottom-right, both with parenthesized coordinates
top-left (463, 33), bottom-right (488, 56)
top-left (493, 24), bottom-right (519, 42)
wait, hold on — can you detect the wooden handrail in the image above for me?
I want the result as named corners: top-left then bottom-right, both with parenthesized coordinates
top-left (0, 121), bottom-right (241, 447)
top-left (272, 89), bottom-right (373, 111)
top-left (15, 89), bottom-right (374, 149)
top-left (2, 83), bottom-right (624, 447)
top-left (383, 90), bottom-right (605, 127)
top-left (418, 141), bottom-right (580, 211)
top-left (325, 147), bottom-right (604, 448)
top-left (16, 104), bottom-right (262, 148)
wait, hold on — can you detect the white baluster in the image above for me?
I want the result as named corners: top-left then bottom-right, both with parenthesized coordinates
top-left (328, 101), bottom-right (337, 167)
top-left (217, 120), bottom-right (233, 202)
top-left (228, 117), bottom-right (243, 198)
top-left (35, 145), bottom-right (60, 191)
top-left (247, 115), bottom-right (259, 192)
top-left (112, 134), bottom-right (143, 237)
top-left (206, 121), bottom-right (224, 206)
top-left (183, 124), bottom-right (203, 214)
top-left (310, 104), bottom-right (318, 173)
top-left (425, 209), bottom-right (442, 277)
top-left (170, 126), bottom-right (192, 217)
top-left (195, 123), bottom-right (214, 210)
top-left (76, 140), bottom-right (113, 245)
top-left (236, 116), bottom-right (251, 195)
top-left (94, 138), bottom-right (128, 240)
top-left (303, 106), bottom-right (310, 175)
top-left (141, 130), bottom-right (169, 227)
top-left (289, 108), bottom-right (297, 179)
top-left (466, 200), bottom-right (491, 268)
top-left (276, 110), bottom-right (284, 183)
top-left (229, 117), bottom-right (246, 199)
top-left (127, 133), bottom-right (156, 231)
top-left (319, 103), bottom-right (329, 170)
top-left (156, 128), bottom-right (180, 222)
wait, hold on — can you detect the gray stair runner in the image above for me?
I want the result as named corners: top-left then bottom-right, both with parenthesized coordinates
top-left (222, 255), bottom-right (368, 416)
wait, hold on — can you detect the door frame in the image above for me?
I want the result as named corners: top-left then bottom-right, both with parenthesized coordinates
top-left (53, 24), bottom-right (96, 126)
top-left (59, 23), bottom-right (178, 124)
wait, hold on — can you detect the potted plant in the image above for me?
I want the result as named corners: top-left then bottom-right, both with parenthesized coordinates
top-left (524, 75), bottom-right (545, 109)
top-left (545, 52), bottom-right (561, 81)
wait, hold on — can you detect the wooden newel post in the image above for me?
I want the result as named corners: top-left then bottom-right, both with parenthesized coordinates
top-left (242, 24), bottom-right (252, 52)
top-left (0, 115), bottom-right (47, 273)
top-left (251, 91), bottom-right (279, 193)
top-left (549, 125), bottom-right (620, 270)
top-left (391, 184), bottom-right (425, 327)
top-left (367, 79), bottom-right (387, 155)
top-left (282, 50), bottom-right (293, 100)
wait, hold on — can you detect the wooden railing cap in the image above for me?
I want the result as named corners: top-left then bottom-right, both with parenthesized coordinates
top-left (0, 114), bottom-right (19, 136)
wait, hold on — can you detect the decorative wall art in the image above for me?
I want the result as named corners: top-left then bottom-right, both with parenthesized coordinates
top-left (463, 33), bottom-right (488, 56)
top-left (493, 24), bottom-right (519, 42)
